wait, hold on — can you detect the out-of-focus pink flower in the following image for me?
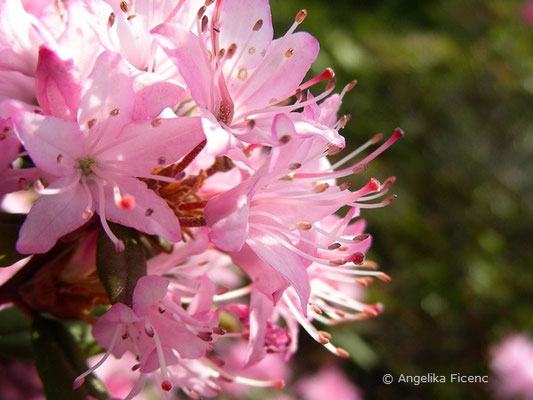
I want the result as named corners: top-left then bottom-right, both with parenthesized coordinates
top-left (0, 358), bottom-right (44, 400)
top-left (523, 1), bottom-right (533, 25)
top-left (295, 365), bottom-right (364, 400)
top-left (490, 333), bottom-right (533, 399)
top-left (14, 48), bottom-right (205, 254)
top-left (219, 342), bottom-right (290, 398)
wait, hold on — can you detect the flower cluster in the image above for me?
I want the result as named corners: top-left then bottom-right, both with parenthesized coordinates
top-left (0, 0), bottom-right (402, 398)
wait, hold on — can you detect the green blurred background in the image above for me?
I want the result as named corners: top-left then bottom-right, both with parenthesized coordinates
top-left (269, 0), bottom-right (533, 399)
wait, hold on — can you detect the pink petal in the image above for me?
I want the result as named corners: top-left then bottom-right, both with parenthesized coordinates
top-left (16, 176), bottom-right (89, 254)
top-left (0, 70), bottom-right (35, 105)
top-left (0, 0), bottom-right (39, 75)
top-left (187, 274), bottom-right (216, 315)
top-left (0, 167), bottom-right (39, 196)
top-left (78, 51), bottom-right (135, 147)
top-left (132, 74), bottom-right (186, 120)
top-left (35, 45), bottom-right (81, 121)
top-left (247, 229), bottom-right (310, 313)
top-left (200, 110), bottom-right (242, 156)
top-left (14, 112), bottom-right (85, 176)
top-left (233, 32), bottom-right (319, 111)
top-left (244, 289), bottom-right (273, 366)
top-left (100, 116), bottom-right (205, 176)
top-left (132, 275), bottom-right (170, 309)
top-left (152, 23), bottom-right (213, 109)
top-left (95, 175), bottom-right (182, 243)
top-left (217, 0), bottom-right (273, 94)
top-left (205, 177), bottom-right (258, 252)
top-left (231, 244), bottom-right (289, 304)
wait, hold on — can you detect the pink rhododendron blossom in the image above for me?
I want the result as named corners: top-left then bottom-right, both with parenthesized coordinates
top-left (490, 333), bottom-right (533, 399)
top-left (153, 0), bottom-right (348, 155)
top-left (14, 49), bottom-right (205, 253)
top-left (0, 1), bottom-right (402, 398)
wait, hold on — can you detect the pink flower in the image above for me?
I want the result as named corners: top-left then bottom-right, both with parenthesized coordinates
top-left (152, 0), bottom-right (345, 154)
top-left (14, 48), bottom-right (205, 253)
top-left (490, 333), bottom-right (533, 399)
top-left (206, 122), bottom-right (402, 312)
top-left (295, 365), bottom-right (364, 400)
top-left (79, 274), bottom-right (221, 397)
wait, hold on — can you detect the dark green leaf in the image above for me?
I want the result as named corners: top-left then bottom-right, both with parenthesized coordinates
top-left (96, 222), bottom-right (146, 305)
top-left (0, 213), bottom-right (26, 267)
top-left (0, 331), bottom-right (33, 359)
top-left (31, 316), bottom-right (110, 400)
top-left (0, 306), bottom-right (31, 335)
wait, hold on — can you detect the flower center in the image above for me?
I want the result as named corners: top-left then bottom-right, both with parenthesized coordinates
top-left (77, 157), bottom-right (97, 176)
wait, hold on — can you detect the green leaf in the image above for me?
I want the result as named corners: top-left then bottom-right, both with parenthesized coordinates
top-left (31, 316), bottom-right (110, 400)
top-left (0, 331), bottom-right (33, 359)
top-left (96, 222), bottom-right (147, 305)
top-left (0, 307), bottom-right (33, 359)
top-left (0, 306), bottom-right (31, 335)
top-left (0, 213), bottom-right (26, 267)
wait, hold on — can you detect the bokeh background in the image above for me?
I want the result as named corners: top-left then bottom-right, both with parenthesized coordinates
top-left (268, 0), bottom-right (533, 399)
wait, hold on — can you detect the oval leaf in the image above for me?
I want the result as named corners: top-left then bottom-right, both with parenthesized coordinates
top-left (96, 222), bottom-right (147, 305)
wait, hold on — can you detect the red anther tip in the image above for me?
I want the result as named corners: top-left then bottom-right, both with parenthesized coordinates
top-left (377, 272), bottom-right (392, 283)
top-left (371, 133), bottom-right (384, 144)
top-left (295, 9), bottom-right (307, 23)
top-left (326, 78), bottom-right (336, 91)
top-left (385, 194), bottom-right (398, 205)
top-left (215, 286), bottom-right (229, 295)
top-left (161, 380), bottom-right (172, 392)
top-left (347, 80), bottom-right (358, 91)
top-left (350, 252), bottom-right (365, 265)
top-left (253, 19), bottom-right (264, 31)
top-left (352, 164), bottom-right (367, 174)
top-left (275, 380), bottom-right (286, 388)
top-left (197, 5), bottom-right (206, 18)
top-left (73, 377), bottom-right (84, 390)
top-left (324, 67), bottom-right (335, 78)
top-left (336, 347), bottom-right (350, 359)
top-left (118, 194), bottom-right (135, 210)
top-left (393, 127), bottom-right (405, 138)
top-left (353, 233), bottom-right (370, 242)
top-left (279, 134), bottom-right (291, 144)
top-left (368, 178), bottom-right (381, 192)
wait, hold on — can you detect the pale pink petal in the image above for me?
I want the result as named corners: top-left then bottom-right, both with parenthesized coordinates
top-left (233, 32), bottom-right (319, 111)
top-left (95, 175), bottom-right (181, 242)
top-left (0, 167), bottom-right (39, 196)
top-left (151, 23), bottom-right (213, 109)
top-left (132, 275), bottom-right (169, 310)
top-left (0, 70), bottom-right (35, 106)
top-left (291, 114), bottom-right (345, 148)
top-left (200, 109), bottom-right (242, 155)
top-left (35, 45), bottom-right (81, 121)
top-left (132, 74), bottom-right (186, 120)
top-left (0, 0), bottom-right (39, 75)
top-left (244, 289), bottom-right (273, 366)
top-left (247, 229), bottom-right (310, 313)
top-left (57, 0), bottom-right (103, 79)
top-left (16, 177), bottom-right (88, 254)
top-left (205, 177), bottom-right (258, 252)
top-left (78, 51), bottom-right (135, 146)
top-left (218, 0), bottom-right (274, 94)
top-left (14, 112), bottom-right (85, 176)
top-left (99, 116), bottom-right (205, 176)
top-left (231, 244), bottom-right (289, 304)
top-left (187, 274), bottom-right (216, 315)
top-left (141, 347), bottom-right (179, 373)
